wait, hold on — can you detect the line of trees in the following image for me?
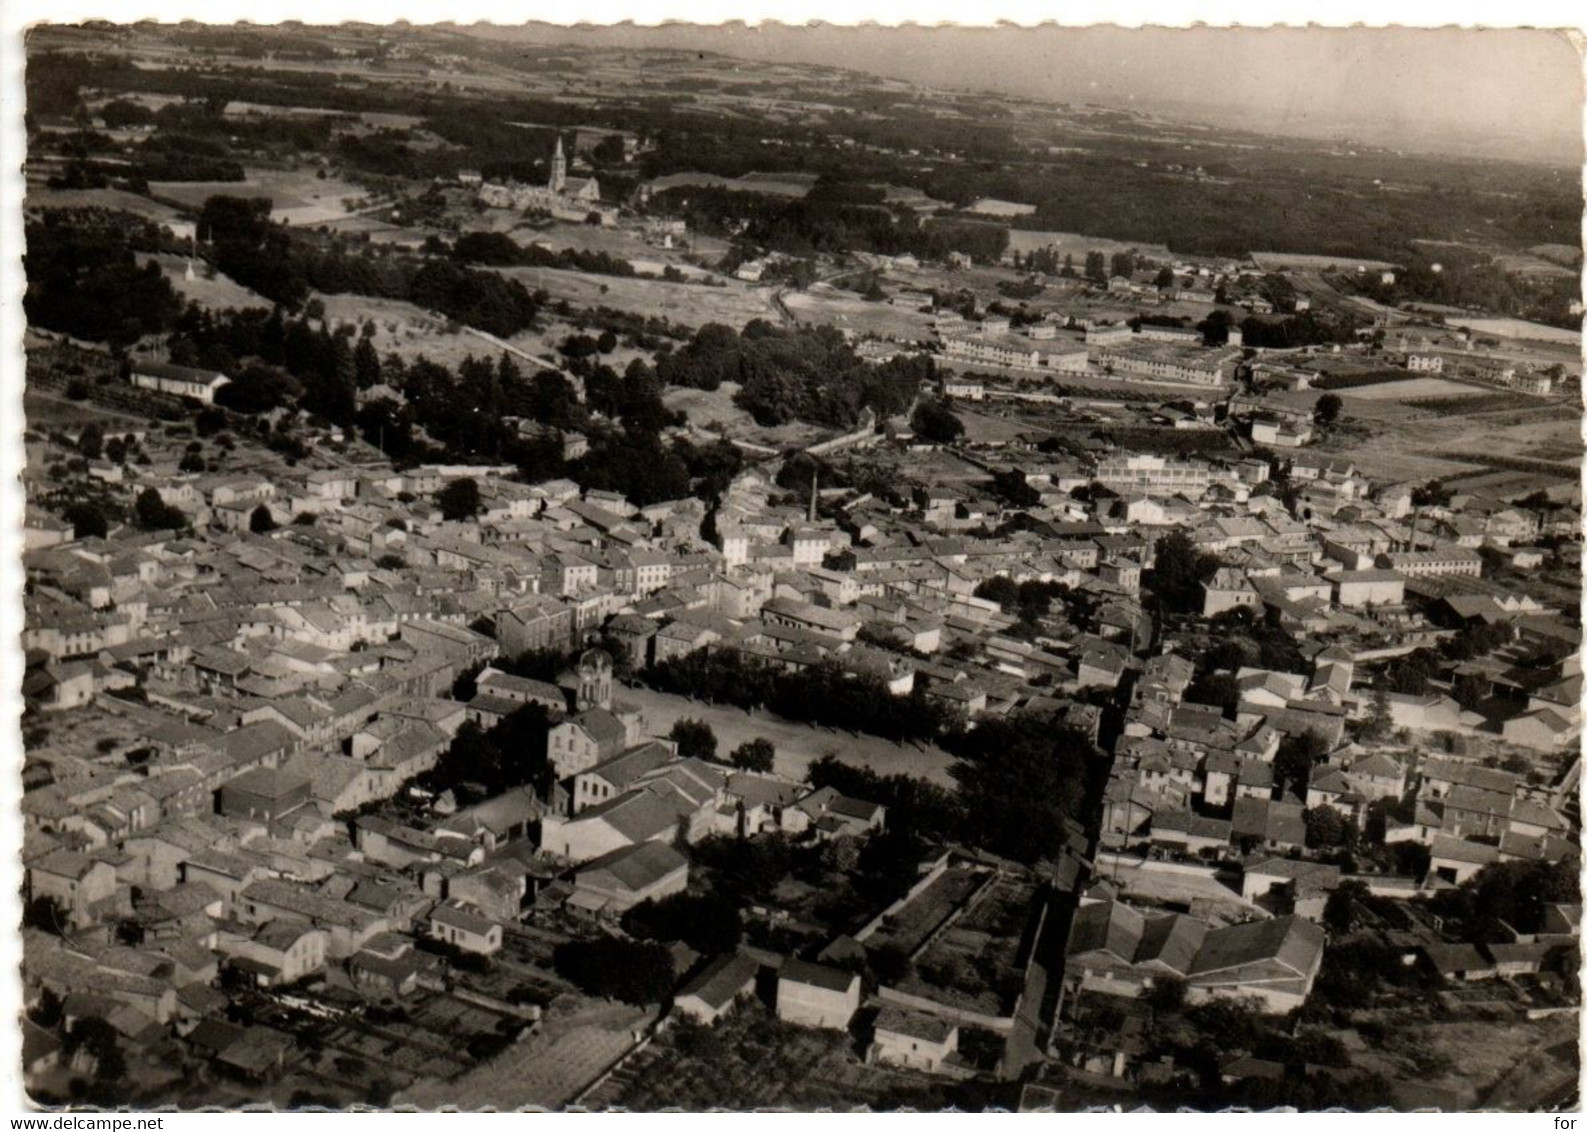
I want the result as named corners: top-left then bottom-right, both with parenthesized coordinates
top-left (199, 195), bottom-right (540, 336)
top-left (646, 648), bottom-right (964, 745)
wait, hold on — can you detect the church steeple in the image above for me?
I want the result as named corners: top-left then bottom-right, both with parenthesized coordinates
top-left (549, 136), bottom-right (567, 194)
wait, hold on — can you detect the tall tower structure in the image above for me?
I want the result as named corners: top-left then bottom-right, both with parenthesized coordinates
top-left (549, 136), bottom-right (567, 194)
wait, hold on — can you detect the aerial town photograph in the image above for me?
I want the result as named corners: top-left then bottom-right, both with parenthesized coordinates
top-left (9, 18), bottom-right (1584, 1113)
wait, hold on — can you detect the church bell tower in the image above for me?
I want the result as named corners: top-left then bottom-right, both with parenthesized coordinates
top-left (549, 136), bottom-right (567, 194)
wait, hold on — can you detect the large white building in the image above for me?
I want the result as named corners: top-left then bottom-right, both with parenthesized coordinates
top-left (131, 362), bottom-right (231, 404)
top-left (1379, 548), bottom-right (1483, 578)
top-left (1094, 453), bottom-right (1213, 496)
top-left (1092, 343), bottom-right (1239, 386)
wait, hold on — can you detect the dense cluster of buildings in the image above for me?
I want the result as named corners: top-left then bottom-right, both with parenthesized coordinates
top-left (18, 279), bottom-right (1581, 1100)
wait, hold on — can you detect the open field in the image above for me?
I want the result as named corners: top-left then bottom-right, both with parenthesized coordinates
top-left (23, 387), bottom-right (153, 434)
top-left (1320, 395), bottom-right (1579, 485)
top-left (784, 287), bottom-right (938, 341)
top-left (955, 406), bottom-right (1051, 446)
top-left (310, 292), bottom-right (554, 373)
top-left (1491, 252), bottom-right (1578, 279)
top-left (496, 266), bottom-right (780, 331)
top-left (144, 253), bottom-right (270, 310)
top-left (1250, 250), bottom-right (1398, 272)
top-left (1340, 377), bottom-right (1476, 401)
top-left (1410, 393), bottom-right (1549, 415)
top-left (26, 185), bottom-right (191, 229)
top-left (620, 683), bottom-right (960, 789)
top-left (1441, 468), bottom-right (1581, 502)
top-left (1007, 228), bottom-right (1173, 261)
top-left (509, 220), bottom-right (727, 269)
top-left (1309, 368), bottom-right (1417, 391)
top-left (661, 382), bottom-right (826, 449)
top-left (147, 178), bottom-right (306, 212)
top-left (1445, 316), bottom-right (1581, 345)
top-left (1349, 1008), bottom-right (1580, 1110)
top-left (315, 292), bottom-right (472, 363)
top-left (146, 167), bottom-right (371, 224)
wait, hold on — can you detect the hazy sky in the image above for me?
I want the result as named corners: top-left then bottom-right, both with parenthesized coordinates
top-left (493, 24), bottom-right (1584, 164)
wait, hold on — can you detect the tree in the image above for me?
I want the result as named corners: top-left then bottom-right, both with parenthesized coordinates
top-left (1323, 879), bottom-right (1371, 936)
top-left (23, 895), bottom-right (68, 935)
top-left (1144, 529), bottom-right (1221, 615)
top-left (132, 488), bottom-right (186, 532)
top-left (1391, 841), bottom-right (1431, 881)
top-left (1274, 730), bottom-right (1330, 794)
top-left (1198, 309), bottom-right (1236, 346)
top-left (1154, 265), bottom-right (1176, 289)
top-left (1185, 997), bottom-right (1267, 1052)
top-left (353, 334), bottom-right (382, 390)
top-left (1451, 671), bottom-right (1488, 710)
top-left (63, 1017), bottom-right (124, 1082)
top-left (669, 718), bottom-right (718, 762)
top-left (1359, 686), bottom-right (1393, 742)
top-left (911, 398), bottom-right (964, 444)
top-left (1303, 805), bottom-right (1354, 851)
top-left (61, 500), bottom-right (109, 539)
top-left (27, 986), bottom-right (63, 1029)
top-left (730, 738), bottom-right (775, 773)
top-left (433, 720), bottom-right (502, 793)
top-left (1083, 251), bottom-right (1107, 284)
top-left (1411, 479), bottom-right (1452, 508)
top-left (974, 575), bottom-right (1020, 608)
top-left (821, 835), bottom-right (861, 873)
top-left (436, 477), bottom-right (482, 522)
top-left (1143, 977), bottom-right (1187, 1017)
top-left (552, 938), bottom-right (677, 1004)
top-left (621, 891), bottom-right (742, 954)
top-left (1314, 392), bottom-right (1343, 427)
top-left (948, 716), bottom-right (1092, 864)
top-left (76, 423), bottom-right (103, 460)
top-left (691, 833), bottom-right (793, 900)
top-left (248, 503), bottom-right (276, 533)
